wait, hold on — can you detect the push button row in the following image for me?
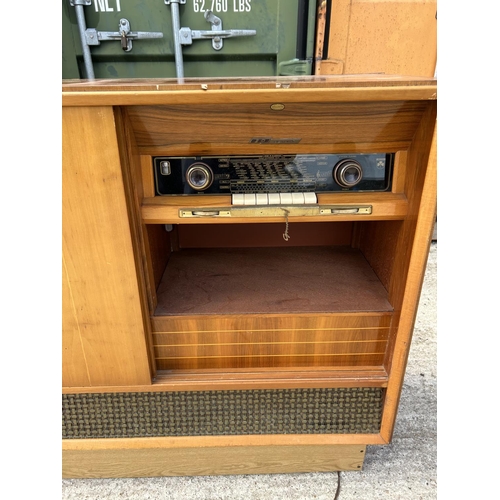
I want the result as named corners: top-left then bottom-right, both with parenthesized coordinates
top-left (232, 192), bottom-right (318, 206)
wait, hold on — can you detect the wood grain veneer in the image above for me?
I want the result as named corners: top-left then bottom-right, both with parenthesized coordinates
top-left (125, 101), bottom-right (428, 154)
top-left (63, 442), bottom-right (367, 478)
top-left (380, 110), bottom-right (437, 442)
top-left (62, 75), bottom-right (437, 108)
top-left (151, 312), bottom-right (392, 370)
top-left (141, 192), bottom-right (409, 224)
top-left (176, 222), bottom-right (353, 248)
top-left (62, 106), bottom-right (152, 388)
top-left (62, 365), bottom-right (389, 393)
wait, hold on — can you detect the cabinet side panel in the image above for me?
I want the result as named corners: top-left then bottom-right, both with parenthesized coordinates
top-left (380, 105), bottom-right (437, 441)
top-left (62, 256), bottom-right (91, 387)
top-left (62, 106), bottom-right (152, 387)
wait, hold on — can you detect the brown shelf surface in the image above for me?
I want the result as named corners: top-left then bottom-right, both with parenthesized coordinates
top-left (153, 366), bottom-right (389, 391)
top-left (154, 246), bottom-right (392, 316)
top-left (141, 193), bottom-right (408, 223)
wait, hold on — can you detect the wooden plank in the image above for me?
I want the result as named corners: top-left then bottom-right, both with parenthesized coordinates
top-left (152, 322), bottom-right (390, 370)
top-left (126, 101), bottom-right (430, 150)
top-left (62, 75), bottom-right (436, 92)
top-left (62, 366), bottom-right (389, 393)
top-left (113, 108), bottom-right (157, 380)
top-left (140, 155), bottom-right (156, 198)
top-left (154, 339), bottom-right (387, 358)
top-left (63, 434), bottom-right (384, 450)
top-left (325, 1), bottom-right (437, 77)
top-left (138, 142), bottom-right (413, 157)
top-left (62, 86), bottom-right (437, 107)
top-left (380, 111), bottom-right (437, 442)
top-left (152, 312), bottom-right (392, 332)
top-left (342, 1), bottom-right (437, 77)
top-left (354, 220), bottom-right (404, 293)
top-left (62, 78), bottom-right (437, 107)
top-left (152, 367), bottom-right (388, 390)
top-left (387, 104), bottom-right (437, 313)
top-left (141, 192), bottom-right (409, 224)
top-left (392, 150), bottom-right (408, 194)
top-left (155, 353), bottom-right (386, 370)
top-left (62, 106), bottom-right (152, 387)
top-left (152, 328), bottom-right (389, 345)
top-left (63, 443), bottom-right (367, 478)
top-left (144, 224), bottom-right (171, 297)
top-left (62, 257), bottom-right (90, 387)
top-left (176, 221), bottom-right (353, 249)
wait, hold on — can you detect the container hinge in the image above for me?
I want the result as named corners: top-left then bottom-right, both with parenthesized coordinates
top-left (278, 58), bottom-right (313, 76)
top-left (165, 1), bottom-right (256, 79)
top-left (69, 1), bottom-right (163, 79)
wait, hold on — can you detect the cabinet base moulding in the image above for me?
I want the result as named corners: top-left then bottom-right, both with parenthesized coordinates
top-left (62, 442), bottom-right (367, 478)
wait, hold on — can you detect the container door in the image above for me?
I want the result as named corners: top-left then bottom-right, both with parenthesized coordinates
top-left (62, 0), bottom-right (316, 79)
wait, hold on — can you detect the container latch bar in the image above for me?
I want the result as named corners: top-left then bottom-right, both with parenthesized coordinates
top-left (165, 1), bottom-right (256, 78)
top-left (180, 10), bottom-right (256, 51)
top-left (85, 19), bottom-right (164, 52)
top-left (69, 1), bottom-right (164, 79)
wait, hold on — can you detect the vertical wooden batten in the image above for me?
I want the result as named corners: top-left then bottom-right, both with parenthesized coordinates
top-left (380, 123), bottom-right (437, 442)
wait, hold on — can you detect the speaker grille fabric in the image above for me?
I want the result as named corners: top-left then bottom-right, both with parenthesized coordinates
top-left (62, 388), bottom-right (384, 439)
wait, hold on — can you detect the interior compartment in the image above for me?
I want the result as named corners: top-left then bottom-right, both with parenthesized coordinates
top-left (143, 220), bottom-right (402, 371)
top-left (155, 246), bottom-right (391, 316)
top-left (147, 221), bottom-right (401, 316)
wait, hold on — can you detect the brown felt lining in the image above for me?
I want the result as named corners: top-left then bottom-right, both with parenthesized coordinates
top-left (154, 246), bottom-right (392, 316)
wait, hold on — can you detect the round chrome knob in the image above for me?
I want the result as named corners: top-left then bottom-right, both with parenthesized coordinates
top-left (333, 159), bottom-right (363, 188)
top-left (185, 163), bottom-right (213, 191)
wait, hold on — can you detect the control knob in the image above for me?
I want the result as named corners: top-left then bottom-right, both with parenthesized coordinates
top-left (185, 162), bottom-right (213, 191)
top-left (333, 159), bottom-right (363, 188)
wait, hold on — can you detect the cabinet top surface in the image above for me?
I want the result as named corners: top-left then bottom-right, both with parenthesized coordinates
top-left (62, 75), bottom-right (437, 106)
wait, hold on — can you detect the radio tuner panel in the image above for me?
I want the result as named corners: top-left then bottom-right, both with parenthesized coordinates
top-left (153, 154), bottom-right (393, 196)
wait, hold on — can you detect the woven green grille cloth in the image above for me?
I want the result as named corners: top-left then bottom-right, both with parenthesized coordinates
top-left (63, 388), bottom-right (384, 439)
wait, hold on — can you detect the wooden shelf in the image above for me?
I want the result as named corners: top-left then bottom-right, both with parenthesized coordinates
top-left (153, 367), bottom-right (389, 391)
top-left (154, 246), bottom-right (392, 317)
top-left (141, 193), bottom-right (408, 224)
top-left (151, 246), bottom-right (393, 371)
top-left (62, 366), bottom-right (388, 394)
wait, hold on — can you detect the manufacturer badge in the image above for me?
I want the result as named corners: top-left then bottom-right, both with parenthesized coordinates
top-left (270, 103), bottom-right (285, 111)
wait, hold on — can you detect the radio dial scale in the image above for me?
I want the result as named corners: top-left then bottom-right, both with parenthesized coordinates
top-left (153, 153), bottom-right (393, 196)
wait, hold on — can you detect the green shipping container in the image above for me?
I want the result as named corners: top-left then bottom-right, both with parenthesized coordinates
top-left (62, 0), bottom-right (317, 79)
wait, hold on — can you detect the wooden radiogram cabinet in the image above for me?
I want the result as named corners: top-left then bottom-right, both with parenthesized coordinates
top-left (62, 75), bottom-right (437, 478)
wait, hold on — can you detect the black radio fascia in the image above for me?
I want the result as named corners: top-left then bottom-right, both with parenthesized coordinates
top-left (153, 153), bottom-right (394, 196)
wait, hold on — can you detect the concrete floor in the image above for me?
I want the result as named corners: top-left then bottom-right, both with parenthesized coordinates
top-left (62, 243), bottom-right (437, 500)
